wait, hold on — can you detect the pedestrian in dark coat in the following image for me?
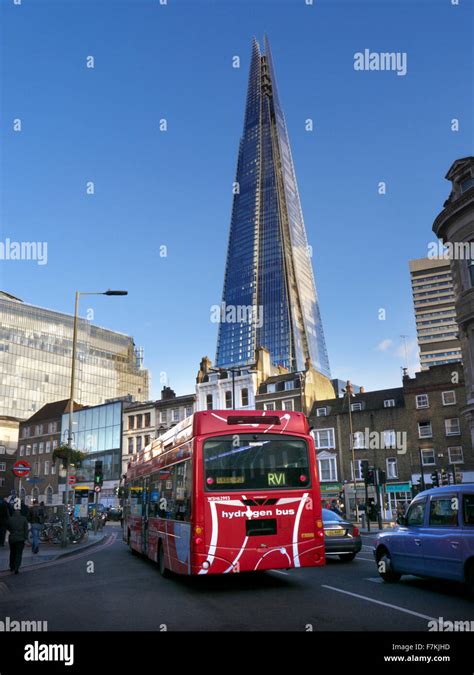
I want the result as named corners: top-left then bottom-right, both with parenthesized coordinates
top-left (0, 497), bottom-right (9, 546)
top-left (6, 508), bottom-right (29, 574)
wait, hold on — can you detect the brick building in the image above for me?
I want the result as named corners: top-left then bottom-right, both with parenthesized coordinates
top-left (122, 387), bottom-right (195, 477)
top-left (432, 156), bottom-right (474, 466)
top-left (17, 400), bottom-right (83, 505)
top-left (310, 364), bottom-right (473, 515)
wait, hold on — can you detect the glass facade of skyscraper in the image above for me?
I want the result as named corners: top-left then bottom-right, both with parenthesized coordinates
top-left (215, 38), bottom-right (331, 377)
top-left (0, 292), bottom-right (149, 419)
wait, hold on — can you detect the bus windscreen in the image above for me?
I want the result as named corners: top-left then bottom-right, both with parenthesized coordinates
top-left (203, 434), bottom-right (311, 491)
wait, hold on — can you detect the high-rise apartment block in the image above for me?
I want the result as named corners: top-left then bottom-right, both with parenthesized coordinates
top-left (409, 258), bottom-right (462, 370)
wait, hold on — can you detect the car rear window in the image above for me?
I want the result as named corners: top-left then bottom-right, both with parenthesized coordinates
top-left (322, 508), bottom-right (343, 523)
top-left (463, 494), bottom-right (474, 525)
top-left (429, 497), bottom-right (459, 527)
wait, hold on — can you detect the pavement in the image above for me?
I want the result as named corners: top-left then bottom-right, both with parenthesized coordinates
top-left (359, 525), bottom-right (397, 534)
top-left (0, 528), bottom-right (472, 631)
top-left (0, 526), bottom-right (108, 572)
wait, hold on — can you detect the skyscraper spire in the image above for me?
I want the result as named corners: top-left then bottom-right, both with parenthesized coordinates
top-left (216, 38), bottom-right (331, 377)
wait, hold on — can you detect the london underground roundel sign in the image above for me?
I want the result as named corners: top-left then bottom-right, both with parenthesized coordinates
top-left (13, 460), bottom-right (31, 478)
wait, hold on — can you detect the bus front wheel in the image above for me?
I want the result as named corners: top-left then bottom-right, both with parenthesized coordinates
top-left (158, 543), bottom-right (171, 578)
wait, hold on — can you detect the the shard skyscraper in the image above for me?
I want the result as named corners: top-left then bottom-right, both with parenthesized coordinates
top-left (215, 37), bottom-right (331, 378)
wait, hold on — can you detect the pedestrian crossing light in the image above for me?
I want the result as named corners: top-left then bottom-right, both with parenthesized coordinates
top-left (94, 460), bottom-right (103, 487)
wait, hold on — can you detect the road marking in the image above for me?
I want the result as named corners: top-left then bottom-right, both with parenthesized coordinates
top-left (270, 569), bottom-right (289, 575)
top-left (365, 577), bottom-right (384, 583)
top-left (355, 556), bottom-right (376, 562)
top-left (321, 585), bottom-right (437, 622)
top-left (362, 545), bottom-right (374, 550)
top-left (325, 555), bottom-right (373, 562)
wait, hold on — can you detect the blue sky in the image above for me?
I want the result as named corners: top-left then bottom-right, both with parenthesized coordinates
top-left (1, 0), bottom-right (472, 398)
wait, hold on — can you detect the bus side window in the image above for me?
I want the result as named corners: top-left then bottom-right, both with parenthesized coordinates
top-left (172, 460), bottom-right (192, 522)
top-left (149, 475), bottom-right (160, 517)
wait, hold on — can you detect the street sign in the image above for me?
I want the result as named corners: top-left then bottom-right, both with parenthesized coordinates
top-left (13, 460), bottom-right (31, 478)
top-left (94, 485), bottom-right (101, 493)
top-left (386, 482), bottom-right (411, 493)
top-left (68, 476), bottom-right (76, 485)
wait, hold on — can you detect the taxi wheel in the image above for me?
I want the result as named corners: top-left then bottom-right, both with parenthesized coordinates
top-left (376, 548), bottom-right (401, 583)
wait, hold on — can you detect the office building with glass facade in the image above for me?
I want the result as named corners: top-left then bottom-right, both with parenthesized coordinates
top-left (0, 291), bottom-right (149, 420)
top-left (215, 37), bottom-right (331, 377)
top-left (0, 416), bottom-right (20, 499)
top-left (61, 401), bottom-right (123, 505)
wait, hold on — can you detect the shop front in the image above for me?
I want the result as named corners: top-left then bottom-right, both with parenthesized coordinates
top-left (319, 482), bottom-right (343, 506)
top-left (385, 482), bottom-right (412, 515)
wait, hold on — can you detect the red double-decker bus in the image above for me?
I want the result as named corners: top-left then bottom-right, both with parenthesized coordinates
top-left (123, 410), bottom-right (325, 576)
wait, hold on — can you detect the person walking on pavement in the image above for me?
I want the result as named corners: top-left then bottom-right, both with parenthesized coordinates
top-left (6, 504), bottom-right (29, 574)
top-left (28, 499), bottom-right (45, 554)
top-left (0, 497), bottom-right (9, 546)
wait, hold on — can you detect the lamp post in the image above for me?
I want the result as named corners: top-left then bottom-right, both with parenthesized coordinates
top-left (208, 365), bottom-right (244, 409)
top-left (62, 289), bottom-right (128, 547)
top-left (343, 381), bottom-right (359, 522)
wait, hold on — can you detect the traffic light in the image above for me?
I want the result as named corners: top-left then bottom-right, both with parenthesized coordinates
top-left (94, 460), bottom-right (103, 487)
top-left (414, 476), bottom-right (424, 494)
top-left (366, 469), bottom-right (375, 485)
top-left (440, 468), bottom-right (449, 486)
top-left (378, 470), bottom-right (386, 485)
top-left (361, 461), bottom-right (370, 483)
top-left (430, 470), bottom-right (439, 487)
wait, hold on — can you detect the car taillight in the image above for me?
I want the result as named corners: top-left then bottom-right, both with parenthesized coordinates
top-left (352, 526), bottom-right (360, 537)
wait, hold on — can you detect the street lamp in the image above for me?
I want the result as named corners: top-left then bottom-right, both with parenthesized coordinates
top-left (342, 381), bottom-right (359, 523)
top-left (62, 289), bottom-right (128, 547)
top-left (208, 366), bottom-right (243, 409)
